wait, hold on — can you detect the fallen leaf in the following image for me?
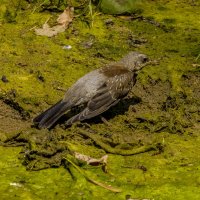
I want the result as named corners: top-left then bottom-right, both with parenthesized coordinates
top-left (74, 152), bottom-right (108, 166)
top-left (192, 64), bottom-right (200, 67)
top-left (35, 7), bottom-right (74, 37)
top-left (35, 23), bottom-right (66, 37)
top-left (57, 7), bottom-right (74, 26)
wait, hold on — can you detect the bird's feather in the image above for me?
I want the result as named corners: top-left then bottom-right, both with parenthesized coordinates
top-left (33, 100), bottom-right (71, 129)
top-left (65, 72), bottom-right (133, 126)
top-left (65, 84), bottom-right (115, 125)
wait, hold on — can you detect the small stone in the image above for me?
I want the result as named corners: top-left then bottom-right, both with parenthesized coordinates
top-left (62, 45), bottom-right (72, 50)
top-left (1, 75), bottom-right (9, 83)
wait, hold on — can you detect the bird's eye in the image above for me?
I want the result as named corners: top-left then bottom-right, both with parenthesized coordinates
top-left (142, 57), bottom-right (148, 62)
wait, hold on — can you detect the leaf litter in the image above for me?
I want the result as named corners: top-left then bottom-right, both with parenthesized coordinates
top-left (35, 7), bottom-right (74, 37)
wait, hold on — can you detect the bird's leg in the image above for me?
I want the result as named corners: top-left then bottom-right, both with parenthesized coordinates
top-left (100, 116), bottom-right (111, 126)
top-left (100, 116), bottom-right (122, 133)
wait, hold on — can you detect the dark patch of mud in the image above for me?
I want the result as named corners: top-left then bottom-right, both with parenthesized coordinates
top-left (0, 90), bottom-right (30, 119)
top-left (0, 100), bottom-right (30, 134)
top-left (182, 71), bottom-right (200, 100)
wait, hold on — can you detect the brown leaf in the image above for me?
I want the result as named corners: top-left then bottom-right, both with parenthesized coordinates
top-left (57, 7), bottom-right (74, 26)
top-left (35, 7), bottom-right (74, 37)
top-left (74, 152), bottom-right (108, 166)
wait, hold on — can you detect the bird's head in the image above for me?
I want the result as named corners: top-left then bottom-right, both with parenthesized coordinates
top-left (120, 51), bottom-right (149, 73)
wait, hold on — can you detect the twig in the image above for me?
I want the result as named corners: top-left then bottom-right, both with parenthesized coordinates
top-left (77, 129), bottom-right (160, 155)
top-left (31, 0), bottom-right (47, 14)
top-left (196, 54), bottom-right (200, 61)
top-left (64, 157), bottom-right (122, 193)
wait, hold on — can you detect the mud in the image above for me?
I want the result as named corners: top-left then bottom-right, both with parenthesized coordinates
top-left (0, 100), bottom-right (29, 134)
top-left (1, 71), bottom-right (199, 171)
top-left (0, 0), bottom-right (200, 199)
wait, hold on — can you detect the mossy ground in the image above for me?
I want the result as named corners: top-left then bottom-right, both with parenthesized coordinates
top-left (0, 0), bottom-right (200, 199)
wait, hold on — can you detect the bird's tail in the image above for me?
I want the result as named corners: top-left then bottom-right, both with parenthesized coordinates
top-left (33, 100), bottom-right (70, 129)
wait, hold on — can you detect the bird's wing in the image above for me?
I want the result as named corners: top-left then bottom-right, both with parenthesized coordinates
top-left (65, 72), bottom-right (134, 125)
top-left (33, 100), bottom-right (72, 129)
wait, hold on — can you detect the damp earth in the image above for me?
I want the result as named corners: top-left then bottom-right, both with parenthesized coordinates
top-left (0, 0), bottom-right (200, 199)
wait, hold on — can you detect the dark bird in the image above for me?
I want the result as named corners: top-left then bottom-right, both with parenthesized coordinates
top-left (33, 51), bottom-right (149, 129)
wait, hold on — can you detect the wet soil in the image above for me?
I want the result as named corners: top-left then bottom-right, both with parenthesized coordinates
top-left (1, 71), bottom-right (199, 170)
top-left (0, 0), bottom-right (200, 199)
top-left (0, 100), bottom-right (30, 134)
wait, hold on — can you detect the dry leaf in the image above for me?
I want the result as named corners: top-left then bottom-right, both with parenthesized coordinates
top-left (74, 152), bottom-right (108, 166)
top-left (35, 23), bottom-right (66, 37)
top-left (57, 7), bottom-right (74, 26)
top-left (35, 7), bottom-right (74, 37)
top-left (192, 64), bottom-right (200, 67)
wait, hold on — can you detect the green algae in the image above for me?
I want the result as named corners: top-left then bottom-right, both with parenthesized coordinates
top-left (0, 146), bottom-right (74, 200)
top-left (0, 0), bottom-right (200, 199)
top-left (100, 0), bottom-right (144, 14)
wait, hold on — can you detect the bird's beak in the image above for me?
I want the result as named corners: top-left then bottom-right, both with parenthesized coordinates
top-left (146, 59), bottom-right (160, 66)
top-left (134, 59), bottom-right (159, 74)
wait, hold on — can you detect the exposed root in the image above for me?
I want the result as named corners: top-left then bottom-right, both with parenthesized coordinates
top-left (63, 157), bottom-right (122, 193)
top-left (77, 129), bottom-right (162, 156)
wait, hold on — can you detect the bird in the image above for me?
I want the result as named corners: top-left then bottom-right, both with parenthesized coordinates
top-left (33, 51), bottom-right (149, 129)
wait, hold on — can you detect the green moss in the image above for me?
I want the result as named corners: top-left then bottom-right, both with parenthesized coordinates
top-left (0, 0), bottom-right (200, 199)
top-left (100, 0), bottom-right (144, 15)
